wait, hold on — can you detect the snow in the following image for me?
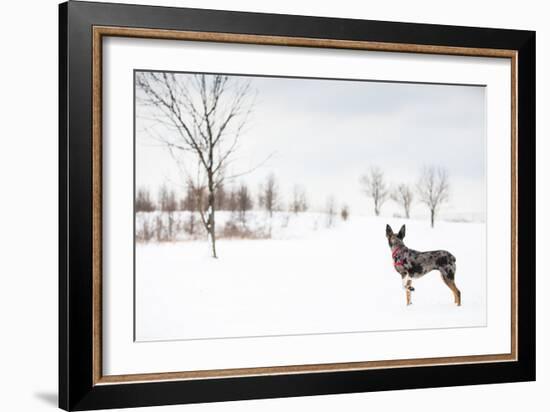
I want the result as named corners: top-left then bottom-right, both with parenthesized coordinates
top-left (135, 213), bottom-right (486, 341)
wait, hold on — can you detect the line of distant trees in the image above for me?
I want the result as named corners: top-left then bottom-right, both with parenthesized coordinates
top-left (359, 165), bottom-right (450, 227)
top-left (136, 173), bottom-right (352, 243)
top-left (137, 174), bottom-right (349, 220)
top-left (137, 179), bottom-right (275, 216)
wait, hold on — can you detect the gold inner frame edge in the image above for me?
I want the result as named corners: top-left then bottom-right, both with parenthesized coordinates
top-left (91, 26), bottom-right (518, 386)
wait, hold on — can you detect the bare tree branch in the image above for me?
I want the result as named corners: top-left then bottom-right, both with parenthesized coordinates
top-left (391, 184), bottom-right (414, 219)
top-left (416, 166), bottom-right (450, 227)
top-left (360, 167), bottom-right (389, 216)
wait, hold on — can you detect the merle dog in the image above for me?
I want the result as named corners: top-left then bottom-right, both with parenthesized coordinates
top-left (386, 224), bottom-right (461, 306)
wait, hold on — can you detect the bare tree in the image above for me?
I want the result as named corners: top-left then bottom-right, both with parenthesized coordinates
top-left (157, 185), bottom-right (178, 240)
top-left (158, 185), bottom-right (178, 212)
top-left (155, 215), bottom-right (164, 242)
top-left (227, 187), bottom-right (239, 213)
top-left (236, 184), bottom-right (253, 225)
top-left (180, 183), bottom-right (204, 212)
top-left (391, 184), bottom-right (414, 219)
top-left (340, 204), bottom-right (350, 221)
top-left (360, 167), bottom-right (389, 216)
top-left (136, 187), bottom-right (155, 212)
top-left (290, 185), bottom-right (308, 214)
top-left (258, 173), bottom-right (279, 217)
top-left (417, 166), bottom-right (450, 228)
top-left (183, 211), bottom-right (198, 236)
top-left (215, 183), bottom-right (227, 211)
top-left (325, 195), bottom-right (337, 228)
top-left (136, 72), bottom-right (257, 258)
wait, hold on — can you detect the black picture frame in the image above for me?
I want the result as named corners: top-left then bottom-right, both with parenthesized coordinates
top-left (59, 1), bottom-right (535, 410)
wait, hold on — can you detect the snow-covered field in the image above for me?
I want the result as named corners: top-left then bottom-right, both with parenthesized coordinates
top-left (135, 213), bottom-right (486, 341)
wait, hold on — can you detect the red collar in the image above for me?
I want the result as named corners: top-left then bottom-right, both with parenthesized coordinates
top-left (392, 246), bottom-right (404, 267)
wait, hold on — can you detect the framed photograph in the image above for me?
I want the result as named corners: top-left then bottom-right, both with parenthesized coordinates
top-left (59, 1), bottom-right (535, 410)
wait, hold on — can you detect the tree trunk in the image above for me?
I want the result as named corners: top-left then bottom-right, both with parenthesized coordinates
top-left (430, 209), bottom-right (435, 228)
top-left (206, 177), bottom-right (217, 258)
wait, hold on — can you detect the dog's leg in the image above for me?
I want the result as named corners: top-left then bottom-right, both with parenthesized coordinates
top-left (450, 281), bottom-right (461, 306)
top-left (403, 275), bottom-right (413, 306)
top-left (441, 273), bottom-right (461, 306)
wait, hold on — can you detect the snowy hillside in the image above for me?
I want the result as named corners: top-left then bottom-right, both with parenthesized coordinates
top-left (135, 213), bottom-right (486, 341)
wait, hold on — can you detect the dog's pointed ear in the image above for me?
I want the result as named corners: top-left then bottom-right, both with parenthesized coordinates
top-left (386, 224), bottom-right (393, 238)
top-left (397, 224), bottom-right (406, 239)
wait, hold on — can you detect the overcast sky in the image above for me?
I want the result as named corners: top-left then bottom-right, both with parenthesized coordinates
top-left (135, 73), bottom-right (486, 221)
